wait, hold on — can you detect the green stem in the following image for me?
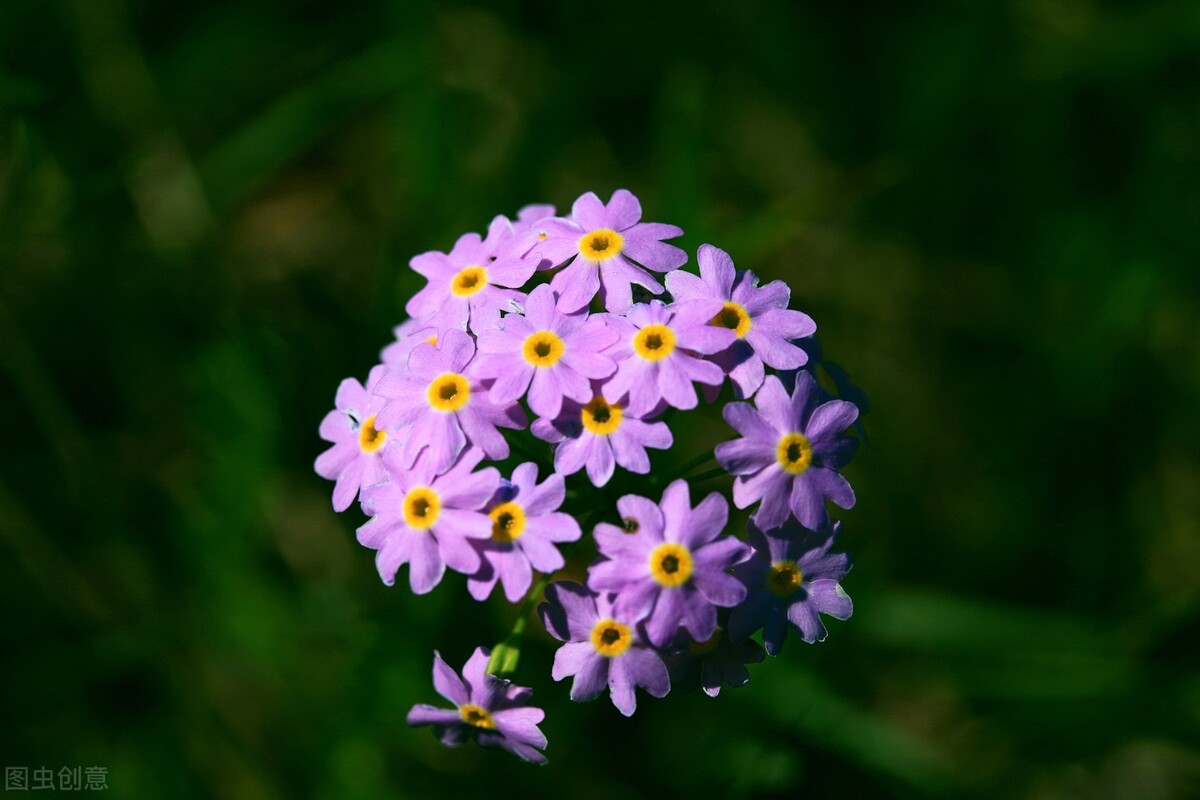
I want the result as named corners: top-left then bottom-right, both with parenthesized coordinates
top-left (669, 449), bottom-right (717, 482)
top-left (486, 571), bottom-right (554, 677)
top-left (684, 465), bottom-right (727, 484)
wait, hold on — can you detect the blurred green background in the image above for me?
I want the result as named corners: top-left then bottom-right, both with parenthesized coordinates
top-left (2, 0), bottom-right (1198, 797)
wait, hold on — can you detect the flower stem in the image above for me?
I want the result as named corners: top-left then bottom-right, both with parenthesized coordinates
top-left (670, 449), bottom-right (717, 482)
top-left (486, 571), bottom-right (554, 677)
top-left (684, 465), bottom-right (727, 484)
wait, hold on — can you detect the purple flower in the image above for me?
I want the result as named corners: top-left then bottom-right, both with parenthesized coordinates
top-left (314, 365), bottom-right (392, 512)
top-left (665, 627), bottom-right (765, 698)
top-left (728, 521), bottom-right (853, 655)
top-left (601, 300), bottom-right (736, 416)
top-left (407, 647), bottom-right (548, 764)
top-left (715, 372), bottom-right (858, 531)
top-left (507, 204), bottom-right (556, 242)
top-left (473, 284), bottom-right (618, 418)
top-left (380, 319), bottom-right (442, 367)
top-left (406, 215), bottom-right (539, 334)
top-left (468, 463), bottom-right (583, 603)
top-left (666, 244), bottom-right (816, 397)
top-left (375, 330), bottom-right (527, 474)
top-left (538, 581), bottom-right (670, 717)
top-left (531, 189), bottom-right (687, 314)
top-left (531, 389), bottom-right (672, 487)
top-left (795, 336), bottom-right (871, 443)
top-left (587, 480), bottom-right (751, 647)
top-left (357, 448), bottom-right (499, 593)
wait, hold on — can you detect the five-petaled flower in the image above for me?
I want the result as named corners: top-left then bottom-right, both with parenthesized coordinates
top-left (407, 648), bottom-right (549, 764)
top-left (729, 521), bottom-right (854, 655)
top-left (539, 581), bottom-right (671, 716)
top-left (588, 480), bottom-right (751, 646)
top-left (716, 372), bottom-right (859, 530)
top-left (530, 189), bottom-right (687, 314)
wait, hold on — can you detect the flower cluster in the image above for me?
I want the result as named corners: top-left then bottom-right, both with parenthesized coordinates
top-left (315, 190), bottom-right (865, 764)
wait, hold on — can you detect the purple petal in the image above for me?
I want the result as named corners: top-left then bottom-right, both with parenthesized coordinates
top-left (492, 707), bottom-right (548, 750)
top-left (788, 601), bottom-right (828, 643)
top-left (697, 243), bottom-right (736, 297)
top-left (517, 531), bottom-right (567, 573)
top-left (524, 511), bottom-right (580, 543)
top-left (806, 399), bottom-right (860, 444)
top-left (497, 551), bottom-right (534, 602)
top-left (754, 375), bottom-right (795, 433)
top-left (593, 523), bottom-right (655, 561)
top-left (658, 479), bottom-right (693, 536)
top-left (680, 590), bottom-right (718, 643)
top-left (692, 566), bottom-right (750, 608)
top-left (407, 534), bottom-right (446, 594)
top-left (714, 437), bottom-right (775, 475)
top-left (626, 654), bottom-right (672, 708)
top-left (527, 368), bottom-right (565, 419)
top-left (606, 189), bottom-right (643, 230)
top-left (406, 704), bottom-right (461, 727)
top-left (458, 406), bottom-right (510, 461)
top-left (810, 466), bottom-right (856, 511)
top-left (643, 586), bottom-right (684, 646)
top-left (745, 328), bottom-right (808, 371)
top-left (551, 261), bottom-right (600, 313)
top-left (623, 229), bottom-right (687, 273)
top-left (418, 412), bottom-right (468, 475)
top-left (437, 508), bottom-right (492, 541)
top-left (436, 528), bottom-right (485, 574)
top-left (540, 581), bottom-right (598, 641)
top-left (461, 648), bottom-right (493, 700)
top-left (432, 651), bottom-right (469, 705)
top-left (437, 465), bottom-right (500, 510)
top-left (518, 469), bottom-right (565, 515)
top-left (329, 458), bottom-right (365, 512)
top-left (552, 433), bottom-right (591, 477)
top-left (664, 269), bottom-right (712, 303)
top-left (486, 360), bottom-right (535, 404)
top-left (615, 494), bottom-right (666, 540)
top-left (722, 402), bottom-right (778, 443)
top-left (677, 490), bottom-right (729, 548)
top-left (570, 191), bottom-right (608, 230)
top-left (742, 280), bottom-right (791, 318)
top-left (807, 579), bottom-right (854, 620)
top-left (583, 437), bottom-right (616, 487)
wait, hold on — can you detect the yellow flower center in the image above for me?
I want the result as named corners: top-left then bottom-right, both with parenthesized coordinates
top-left (632, 324), bottom-right (676, 361)
top-left (709, 301), bottom-right (752, 338)
top-left (402, 487), bottom-right (442, 530)
top-left (590, 618), bottom-right (632, 657)
top-left (427, 373), bottom-right (470, 412)
top-left (489, 501), bottom-right (527, 542)
top-left (776, 432), bottom-right (813, 475)
top-left (580, 397), bottom-right (622, 435)
top-left (358, 414), bottom-right (387, 453)
top-left (450, 266), bottom-right (488, 297)
top-left (458, 703), bottom-right (495, 730)
top-left (522, 330), bottom-right (565, 368)
top-left (578, 228), bottom-right (624, 262)
top-left (767, 560), bottom-right (803, 597)
top-left (425, 334), bottom-right (438, 346)
top-left (649, 542), bottom-right (694, 588)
